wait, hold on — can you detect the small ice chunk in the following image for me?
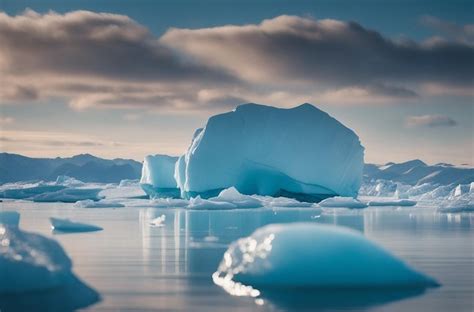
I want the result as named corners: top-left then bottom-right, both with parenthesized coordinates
top-left (187, 196), bottom-right (237, 210)
top-left (118, 179), bottom-right (139, 187)
top-left (319, 196), bottom-right (367, 209)
top-left (55, 175), bottom-right (84, 187)
top-left (50, 217), bottom-right (103, 232)
top-left (149, 198), bottom-right (189, 208)
top-left (210, 187), bottom-right (262, 208)
top-left (367, 199), bottom-right (417, 207)
top-left (213, 223), bottom-right (438, 292)
top-left (257, 196), bottom-right (314, 208)
top-left (74, 199), bottom-right (125, 208)
top-left (0, 211), bottom-right (20, 227)
top-left (150, 215), bottom-right (166, 227)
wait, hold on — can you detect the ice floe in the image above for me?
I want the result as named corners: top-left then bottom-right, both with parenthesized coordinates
top-left (367, 199), bottom-right (417, 207)
top-left (74, 199), bottom-right (124, 208)
top-left (50, 217), bottom-right (103, 232)
top-left (319, 196), bottom-right (367, 209)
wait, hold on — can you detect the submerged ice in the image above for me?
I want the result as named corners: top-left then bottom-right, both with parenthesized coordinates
top-left (213, 223), bottom-right (438, 293)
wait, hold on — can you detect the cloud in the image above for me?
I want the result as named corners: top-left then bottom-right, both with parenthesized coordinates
top-left (420, 15), bottom-right (474, 44)
top-left (162, 15), bottom-right (473, 94)
top-left (0, 117), bottom-right (14, 125)
top-left (0, 11), bottom-right (472, 111)
top-left (0, 10), bottom-right (239, 111)
top-left (405, 115), bottom-right (458, 128)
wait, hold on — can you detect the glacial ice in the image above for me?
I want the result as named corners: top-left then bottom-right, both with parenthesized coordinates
top-left (0, 224), bottom-right (99, 310)
top-left (319, 196), bottom-right (367, 209)
top-left (254, 195), bottom-right (314, 208)
top-left (0, 225), bottom-right (72, 292)
top-left (0, 179), bottom-right (103, 203)
top-left (140, 154), bottom-right (180, 198)
top-left (150, 215), bottom-right (166, 227)
top-left (74, 199), bottom-right (125, 208)
top-left (55, 175), bottom-right (84, 187)
top-left (50, 217), bottom-right (103, 232)
top-left (187, 196), bottom-right (237, 210)
top-left (174, 103), bottom-right (364, 201)
top-left (210, 187), bottom-right (263, 208)
top-left (31, 188), bottom-right (103, 203)
top-left (0, 211), bottom-right (20, 227)
top-left (213, 223), bottom-right (438, 293)
top-left (367, 199), bottom-right (417, 207)
top-left (437, 185), bottom-right (473, 213)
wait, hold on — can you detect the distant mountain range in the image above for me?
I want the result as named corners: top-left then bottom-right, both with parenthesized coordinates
top-left (363, 159), bottom-right (473, 186)
top-left (0, 153), bottom-right (472, 186)
top-left (0, 153), bottom-right (142, 184)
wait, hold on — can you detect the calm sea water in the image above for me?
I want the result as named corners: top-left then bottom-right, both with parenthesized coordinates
top-left (2, 201), bottom-right (473, 312)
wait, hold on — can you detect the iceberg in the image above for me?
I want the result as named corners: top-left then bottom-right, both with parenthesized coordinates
top-left (256, 196), bottom-right (315, 208)
top-left (1, 225), bottom-right (78, 292)
top-left (187, 196), bottom-right (237, 210)
top-left (50, 217), bottom-right (103, 232)
top-left (0, 211), bottom-right (20, 227)
top-left (174, 103), bottom-right (364, 202)
top-left (213, 223), bottom-right (438, 293)
top-left (150, 215), bottom-right (166, 227)
top-left (0, 225), bottom-right (99, 310)
top-left (438, 193), bottom-right (474, 213)
top-left (319, 196), bottom-right (367, 208)
top-left (55, 175), bottom-right (84, 187)
top-left (140, 154), bottom-right (180, 198)
top-left (31, 188), bottom-right (103, 203)
top-left (74, 199), bottom-right (125, 208)
top-left (367, 199), bottom-right (417, 207)
top-left (1, 184), bottom-right (67, 200)
top-left (0, 181), bottom-right (103, 203)
top-left (210, 187), bottom-right (263, 208)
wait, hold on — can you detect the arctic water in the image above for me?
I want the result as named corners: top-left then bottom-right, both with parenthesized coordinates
top-left (2, 201), bottom-right (473, 312)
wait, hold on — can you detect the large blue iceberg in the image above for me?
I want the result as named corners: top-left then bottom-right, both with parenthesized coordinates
top-left (143, 103), bottom-right (364, 202)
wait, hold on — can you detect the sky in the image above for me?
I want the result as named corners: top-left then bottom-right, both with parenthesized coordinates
top-left (0, 0), bottom-right (473, 165)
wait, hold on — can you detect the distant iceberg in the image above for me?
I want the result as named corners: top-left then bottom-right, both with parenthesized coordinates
top-left (213, 223), bottom-right (438, 295)
top-left (140, 154), bottom-right (180, 198)
top-left (0, 178), bottom-right (103, 202)
top-left (74, 199), bottom-right (125, 208)
top-left (319, 196), bottom-right (367, 209)
top-left (367, 199), bottom-right (417, 207)
top-left (50, 217), bottom-right (103, 232)
top-left (143, 103), bottom-right (364, 202)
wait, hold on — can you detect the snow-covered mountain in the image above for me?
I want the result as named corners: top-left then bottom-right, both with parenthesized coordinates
top-left (363, 160), bottom-right (473, 186)
top-left (0, 153), bottom-right (142, 184)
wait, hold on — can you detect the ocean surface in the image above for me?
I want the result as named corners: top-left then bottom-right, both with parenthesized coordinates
top-left (2, 201), bottom-right (473, 312)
